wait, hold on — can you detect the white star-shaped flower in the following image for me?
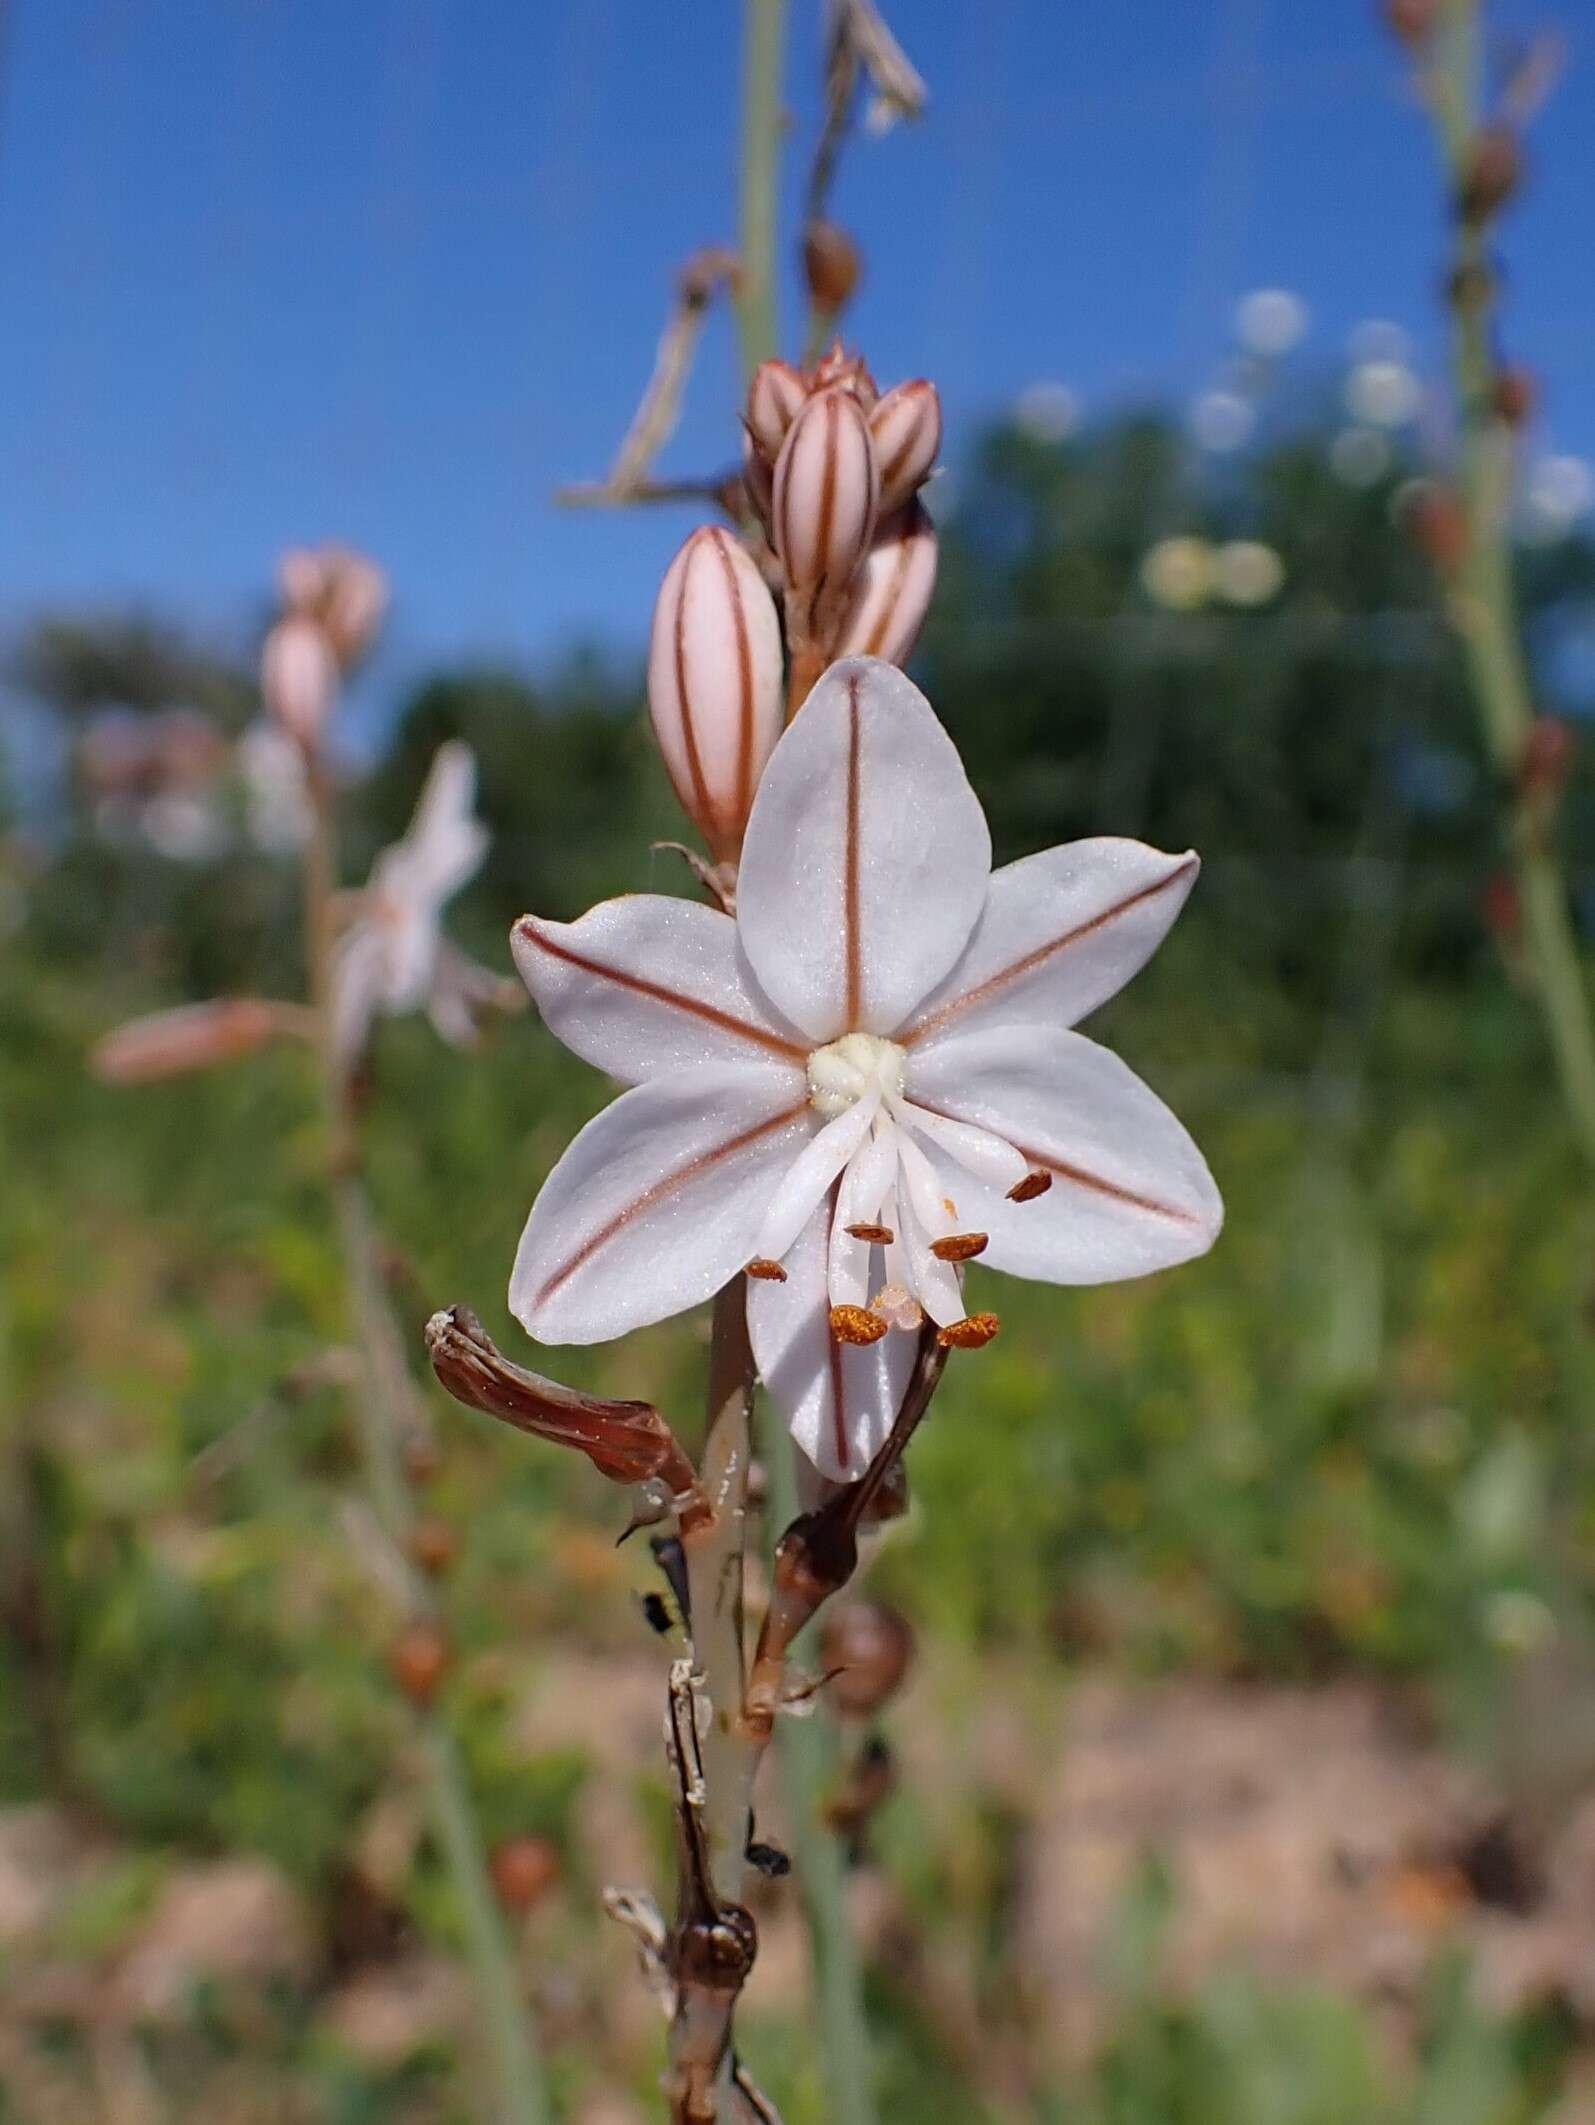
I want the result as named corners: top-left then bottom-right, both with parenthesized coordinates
top-left (333, 741), bottom-right (495, 1068)
top-left (510, 659), bottom-right (1221, 1480)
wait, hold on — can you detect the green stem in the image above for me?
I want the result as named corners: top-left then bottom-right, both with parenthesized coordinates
top-left (764, 1418), bottom-right (878, 2125)
top-left (734, 0), bottom-right (789, 381)
top-left (302, 761), bottom-right (550, 2125)
top-left (1425, 0), bottom-right (1595, 1168)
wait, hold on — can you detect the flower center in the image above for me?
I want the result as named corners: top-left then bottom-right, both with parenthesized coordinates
top-left (805, 1032), bottom-right (906, 1119)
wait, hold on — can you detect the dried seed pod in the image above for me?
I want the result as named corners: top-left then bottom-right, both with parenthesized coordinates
top-left (772, 387), bottom-right (881, 601)
top-left (1459, 126), bottom-right (1522, 223)
top-left (818, 1599), bottom-right (915, 1717)
top-left (389, 1621), bottom-right (449, 1706)
top-left (410, 1518), bottom-right (457, 1576)
top-left (802, 220), bottom-right (862, 314)
top-left (869, 379), bottom-right (941, 515)
top-left (832, 500), bottom-right (938, 667)
top-left (647, 526), bottom-right (785, 863)
top-left (260, 614), bottom-right (338, 748)
top-left (489, 1835), bottom-right (560, 1912)
top-left (746, 359), bottom-right (807, 460)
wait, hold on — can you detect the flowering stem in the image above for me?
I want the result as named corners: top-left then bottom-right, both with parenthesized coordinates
top-left (734, 0), bottom-right (788, 385)
top-left (300, 758), bottom-right (550, 2125)
top-left (1422, 1), bottom-right (1595, 1168)
top-left (762, 1419), bottom-right (878, 2125)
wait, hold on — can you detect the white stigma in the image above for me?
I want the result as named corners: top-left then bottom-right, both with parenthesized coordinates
top-left (806, 1032), bottom-right (906, 1119)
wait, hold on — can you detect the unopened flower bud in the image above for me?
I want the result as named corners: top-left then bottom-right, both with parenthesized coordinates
top-left (389, 1620), bottom-right (449, 1706)
top-left (746, 359), bottom-right (807, 460)
top-left (647, 527), bottom-right (784, 863)
top-left (261, 614), bottom-right (338, 748)
top-left (319, 548), bottom-right (388, 668)
top-left (772, 387), bottom-right (880, 602)
top-left (833, 501), bottom-right (938, 666)
top-left (1459, 126), bottom-right (1522, 223)
top-left (818, 1599), bottom-right (915, 1718)
top-left (869, 380), bottom-right (941, 516)
top-left (808, 340), bottom-right (878, 408)
top-left (91, 998), bottom-right (311, 1084)
top-left (489, 1834), bottom-right (560, 1912)
top-left (802, 220), bottom-right (862, 314)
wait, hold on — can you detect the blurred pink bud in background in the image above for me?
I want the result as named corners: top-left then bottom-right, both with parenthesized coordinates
top-left (746, 358), bottom-right (807, 459)
top-left (771, 387), bottom-right (880, 601)
top-left (91, 998), bottom-right (312, 1084)
top-left (648, 527), bottom-right (784, 862)
top-left (275, 544), bottom-right (388, 670)
top-left (870, 378), bottom-right (942, 516)
top-left (833, 500), bottom-right (939, 666)
top-left (260, 614), bottom-right (338, 749)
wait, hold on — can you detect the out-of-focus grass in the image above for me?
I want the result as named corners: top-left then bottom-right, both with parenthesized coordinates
top-left (2, 921), bottom-right (1592, 2120)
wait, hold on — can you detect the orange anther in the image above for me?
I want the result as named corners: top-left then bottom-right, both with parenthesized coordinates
top-left (936, 1312), bottom-right (1000, 1351)
top-left (830, 1304), bottom-right (890, 1346)
top-left (845, 1221), bottom-right (894, 1244)
top-left (1007, 1170), bottom-right (1052, 1203)
top-left (930, 1231), bottom-right (988, 1262)
top-left (747, 1257), bottom-right (788, 1281)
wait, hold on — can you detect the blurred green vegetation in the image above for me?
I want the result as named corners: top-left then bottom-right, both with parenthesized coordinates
top-left (5, 410), bottom-right (1595, 2119)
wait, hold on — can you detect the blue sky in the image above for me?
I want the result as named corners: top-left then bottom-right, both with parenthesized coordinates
top-left (2, 0), bottom-right (1591, 731)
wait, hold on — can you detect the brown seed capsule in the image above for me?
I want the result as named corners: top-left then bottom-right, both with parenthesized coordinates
top-left (869, 380), bottom-right (942, 516)
top-left (1493, 366), bottom-right (1536, 429)
top-left (819, 1600), bottom-right (916, 1718)
top-left (802, 220), bottom-right (862, 313)
top-left (937, 1312), bottom-right (1000, 1350)
top-left (746, 359), bottom-right (807, 461)
top-left (930, 1231), bottom-right (989, 1262)
top-left (410, 1519), bottom-right (457, 1576)
top-left (1383, 0), bottom-right (1438, 43)
top-left (647, 526), bottom-right (785, 863)
top-left (489, 1834), bottom-right (560, 1912)
top-left (1007, 1169), bottom-right (1053, 1203)
top-left (772, 387), bottom-right (881, 600)
top-left (389, 1621), bottom-right (449, 1706)
top-left (1459, 126), bottom-right (1522, 223)
top-left (830, 1304), bottom-right (890, 1346)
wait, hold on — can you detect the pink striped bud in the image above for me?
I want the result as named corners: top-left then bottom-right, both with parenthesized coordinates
top-left (771, 388), bottom-right (880, 601)
top-left (746, 359), bottom-right (807, 461)
top-left (832, 501), bottom-right (939, 667)
top-left (739, 423), bottom-right (775, 529)
top-left (260, 615), bottom-right (338, 748)
top-left (647, 527), bottom-right (784, 863)
top-left (808, 340), bottom-right (878, 408)
top-left (91, 998), bottom-right (312, 1084)
top-left (869, 379), bottom-right (941, 516)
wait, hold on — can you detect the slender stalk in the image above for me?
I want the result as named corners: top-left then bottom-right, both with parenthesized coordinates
top-left (301, 755), bottom-right (550, 2125)
top-left (734, 0), bottom-right (789, 385)
top-left (1423, 1), bottom-right (1595, 1167)
top-left (762, 1420), bottom-right (878, 2125)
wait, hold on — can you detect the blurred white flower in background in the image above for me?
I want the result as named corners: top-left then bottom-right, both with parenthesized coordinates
top-left (1190, 389), bottom-right (1255, 454)
top-left (333, 741), bottom-right (509, 1069)
top-left (1345, 359), bottom-right (1422, 429)
top-left (1214, 540), bottom-right (1285, 607)
top-left (1140, 536), bottom-right (1213, 611)
top-left (1330, 427), bottom-right (1393, 487)
top-left (1519, 454), bottom-right (1594, 545)
top-left (1013, 380), bottom-right (1080, 444)
top-left (1347, 318), bottom-right (1412, 366)
top-left (1235, 288), bottom-right (1308, 359)
top-left (236, 721), bottom-right (312, 854)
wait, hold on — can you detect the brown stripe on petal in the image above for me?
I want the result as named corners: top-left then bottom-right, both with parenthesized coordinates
top-left (532, 1101), bottom-right (809, 1310)
top-left (708, 528), bottom-right (755, 838)
top-left (902, 857), bottom-right (1199, 1046)
top-left (516, 920), bottom-right (804, 1061)
top-left (815, 391), bottom-right (840, 591)
top-left (843, 669), bottom-right (863, 1027)
top-left (671, 537), bottom-right (717, 838)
